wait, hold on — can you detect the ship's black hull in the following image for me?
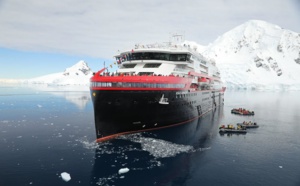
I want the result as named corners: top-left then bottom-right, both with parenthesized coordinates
top-left (91, 89), bottom-right (224, 141)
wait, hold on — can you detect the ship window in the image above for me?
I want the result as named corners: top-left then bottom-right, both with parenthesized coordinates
top-left (124, 52), bottom-right (189, 62)
top-left (138, 72), bottom-right (154, 76)
top-left (151, 53), bottom-right (169, 60)
top-left (143, 63), bottom-right (161, 68)
top-left (131, 53), bottom-right (143, 60)
top-left (187, 54), bottom-right (191, 61)
top-left (170, 54), bottom-right (187, 61)
top-left (200, 60), bottom-right (207, 65)
top-left (133, 52), bottom-right (167, 61)
top-left (122, 64), bottom-right (137, 68)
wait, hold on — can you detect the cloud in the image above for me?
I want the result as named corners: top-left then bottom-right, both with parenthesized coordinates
top-left (0, 0), bottom-right (299, 59)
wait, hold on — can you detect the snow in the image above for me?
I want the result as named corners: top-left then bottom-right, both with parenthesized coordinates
top-left (20, 60), bottom-right (92, 86)
top-left (60, 172), bottom-right (71, 182)
top-left (1, 20), bottom-right (300, 91)
top-left (185, 20), bottom-right (300, 90)
top-left (118, 168), bottom-right (130, 174)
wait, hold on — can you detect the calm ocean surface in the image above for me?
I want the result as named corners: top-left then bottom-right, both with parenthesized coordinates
top-left (0, 85), bottom-right (299, 186)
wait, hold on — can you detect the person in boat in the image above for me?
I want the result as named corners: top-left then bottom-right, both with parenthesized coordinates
top-left (219, 125), bottom-right (225, 129)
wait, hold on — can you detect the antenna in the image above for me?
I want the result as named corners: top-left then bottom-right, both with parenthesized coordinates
top-left (103, 61), bottom-right (108, 72)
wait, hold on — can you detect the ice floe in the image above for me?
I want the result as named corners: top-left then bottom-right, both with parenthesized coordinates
top-left (118, 167), bottom-right (130, 174)
top-left (60, 172), bottom-right (71, 182)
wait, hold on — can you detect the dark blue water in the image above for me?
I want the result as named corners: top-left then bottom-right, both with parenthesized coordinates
top-left (0, 85), bottom-right (299, 186)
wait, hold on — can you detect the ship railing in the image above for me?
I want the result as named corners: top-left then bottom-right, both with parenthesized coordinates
top-left (134, 43), bottom-right (197, 52)
top-left (99, 72), bottom-right (187, 78)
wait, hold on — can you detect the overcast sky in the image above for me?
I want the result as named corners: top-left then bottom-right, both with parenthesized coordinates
top-left (1, 0), bottom-right (300, 78)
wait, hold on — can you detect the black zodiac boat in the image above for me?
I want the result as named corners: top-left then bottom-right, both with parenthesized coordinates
top-left (231, 108), bottom-right (254, 115)
top-left (237, 121), bottom-right (259, 128)
top-left (219, 124), bottom-right (247, 134)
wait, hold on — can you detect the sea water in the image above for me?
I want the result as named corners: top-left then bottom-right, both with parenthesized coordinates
top-left (0, 85), bottom-right (299, 186)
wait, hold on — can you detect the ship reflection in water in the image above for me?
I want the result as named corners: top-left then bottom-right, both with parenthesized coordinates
top-left (89, 107), bottom-right (224, 186)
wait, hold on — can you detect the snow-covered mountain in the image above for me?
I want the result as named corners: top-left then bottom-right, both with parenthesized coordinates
top-left (185, 20), bottom-right (300, 90)
top-left (24, 60), bottom-right (93, 86)
top-left (2, 20), bottom-right (299, 91)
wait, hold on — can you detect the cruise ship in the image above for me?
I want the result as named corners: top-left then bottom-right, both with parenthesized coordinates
top-left (90, 41), bottom-right (225, 142)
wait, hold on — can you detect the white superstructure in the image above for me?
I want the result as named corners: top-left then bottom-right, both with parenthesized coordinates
top-left (114, 43), bottom-right (222, 90)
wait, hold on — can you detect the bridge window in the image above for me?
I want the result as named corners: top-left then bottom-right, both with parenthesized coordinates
top-left (118, 52), bottom-right (188, 62)
top-left (170, 54), bottom-right (187, 61)
top-left (122, 64), bottom-right (137, 68)
top-left (143, 63), bottom-right (161, 68)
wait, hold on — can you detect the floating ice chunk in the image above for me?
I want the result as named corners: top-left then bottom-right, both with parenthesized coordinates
top-left (118, 134), bottom-right (195, 158)
top-left (37, 104), bottom-right (42, 108)
top-left (279, 166), bottom-right (283, 168)
top-left (78, 138), bottom-right (99, 150)
top-left (61, 172), bottom-right (71, 182)
top-left (118, 168), bottom-right (130, 174)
